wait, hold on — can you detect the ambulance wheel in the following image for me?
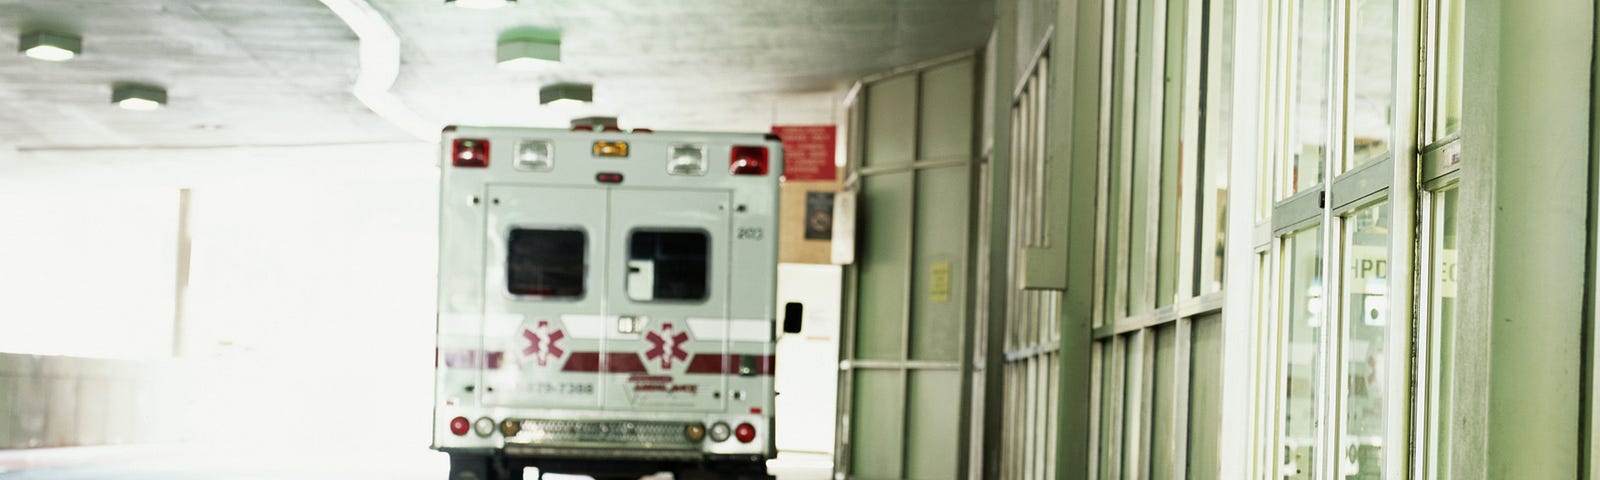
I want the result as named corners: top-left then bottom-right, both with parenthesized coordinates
top-left (447, 453), bottom-right (522, 480)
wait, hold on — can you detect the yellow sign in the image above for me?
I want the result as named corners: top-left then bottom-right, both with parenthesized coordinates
top-left (929, 262), bottom-right (951, 303)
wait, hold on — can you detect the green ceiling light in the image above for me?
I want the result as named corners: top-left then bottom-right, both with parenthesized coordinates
top-left (445, 0), bottom-right (514, 9)
top-left (112, 83), bottom-right (167, 111)
top-left (19, 31), bottom-right (82, 62)
top-left (540, 83), bottom-right (592, 107)
top-left (496, 28), bottom-right (560, 70)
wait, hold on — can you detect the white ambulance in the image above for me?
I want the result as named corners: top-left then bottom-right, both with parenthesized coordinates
top-left (433, 125), bottom-right (792, 480)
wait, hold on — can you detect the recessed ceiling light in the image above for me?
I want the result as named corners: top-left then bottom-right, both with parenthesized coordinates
top-left (496, 29), bottom-right (560, 70)
top-left (19, 31), bottom-right (82, 62)
top-left (445, 0), bottom-right (514, 9)
top-left (540, 83), bottom-right (592, 106)
top-left (112, 83), bottom-right (167, 111)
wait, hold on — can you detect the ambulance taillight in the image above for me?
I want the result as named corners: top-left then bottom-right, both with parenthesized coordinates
top-left (452, 139), bottom-right (490, 168)
top-left (729, 146), bottom-right (768, 175)
top-left (449, 416), bottom-right (471, 436)
top-left (734, 423), bottom-right (756, 443)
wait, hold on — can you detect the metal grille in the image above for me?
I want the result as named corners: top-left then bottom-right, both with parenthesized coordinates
top-left (1000, 54), bottom-right (1062, 480)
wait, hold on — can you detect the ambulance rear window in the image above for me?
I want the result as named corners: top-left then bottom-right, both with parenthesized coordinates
top-left (626, 230), bottom-right (709, 302)
top-left (507, 228), bottom-right (586, 299)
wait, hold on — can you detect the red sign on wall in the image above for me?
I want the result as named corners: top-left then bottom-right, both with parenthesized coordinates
top-left (771, 125), bottom-right (837, 182)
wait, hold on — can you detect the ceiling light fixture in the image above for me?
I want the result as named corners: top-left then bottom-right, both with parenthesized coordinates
top-left (540, 83), bottom-right (592, 106)
top-left (496, 28), bottom-right (560, 70)
top-left (19, 31), bottom-right (82, 62)
top-left (445, 0), bottom-right (514, 9)
top-left (112, 83), bottom-right (167, 111)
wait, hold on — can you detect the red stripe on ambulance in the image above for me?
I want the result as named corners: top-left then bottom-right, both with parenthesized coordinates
top-left (561, 352), bottom-right (649, 373)
top-left (683, 354), bottom-right (776, 375)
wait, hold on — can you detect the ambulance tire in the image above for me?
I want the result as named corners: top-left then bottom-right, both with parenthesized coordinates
top-left (447, 453), bottom-right (523, 480)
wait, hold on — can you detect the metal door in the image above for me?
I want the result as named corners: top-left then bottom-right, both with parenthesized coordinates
top-left (601, 188), bottom-right (732, 413)
top-left (482, 184), bottom-right (609, 410)
top-left (835, 52), bottom-right (981, 480)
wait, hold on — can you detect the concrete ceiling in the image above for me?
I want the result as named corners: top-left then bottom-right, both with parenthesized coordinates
top-left (0, 0), bottom-right (993, 150)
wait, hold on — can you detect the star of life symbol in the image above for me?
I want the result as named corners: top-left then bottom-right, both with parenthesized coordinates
top-left (644, 322), bottom-right (690, 369)
top-left (522, 320), bottom-right (566, 367)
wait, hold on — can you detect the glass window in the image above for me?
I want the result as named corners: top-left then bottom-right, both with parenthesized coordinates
top-left (1286, 0), bottom-right (1331, 197)
top-left (1435, 0), bottom-right (1464, 140)
top-left (626, 230), bottom-right (710, 302)
top-left (1340, 203), bottom-right (1391, 478)
top-left (507, 228), bottom-right (586, 298)
top-left (1424, 187), bottom-right (1459, 478)
top-left (1279, 226), bottom-right (1323, 479)
top-left (1347, 0), bottom-right (1396, 169)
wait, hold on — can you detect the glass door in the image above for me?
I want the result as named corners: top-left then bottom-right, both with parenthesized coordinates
top-left (1258, 0), bottom-right (1417, 476)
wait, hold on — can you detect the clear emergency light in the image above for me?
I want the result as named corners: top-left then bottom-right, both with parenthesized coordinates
top-left (729, 146), bottom-right (768, 175)
top-left (514, 139), bottom-right (554, 171)
top-left (668, 144), bottom-right (707, 175)
top-left (452, 139), bottom-right (490, 168)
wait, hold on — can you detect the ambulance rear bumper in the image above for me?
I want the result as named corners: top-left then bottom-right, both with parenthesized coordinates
top-left (502, 444), bottom-right (702, 461)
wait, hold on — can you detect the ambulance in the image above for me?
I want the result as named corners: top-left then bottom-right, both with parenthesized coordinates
top-left (432, 125), bottom-right (791, 480)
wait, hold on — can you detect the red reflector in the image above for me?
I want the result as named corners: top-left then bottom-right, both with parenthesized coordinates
top-left (596, 172), bottom-right (624, 184)
top-left (632, 128), bottom-right (653, 134)
top-left (734, 423), bottom-right (756, 443)
top-left (749, 407), bottom-right (762, 414)
top-left (730, 146), bottom-right (768, 175)
top-left (450, 416), bottom-right (471, 436)
top-left (452, 139), bottom-right (489, 168)
top-left (601, 125), bottom-right (624, 133)
top-left (571, 125), bottom-right (596, 132)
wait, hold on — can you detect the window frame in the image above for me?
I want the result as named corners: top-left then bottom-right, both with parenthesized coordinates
top-left (622, 227), bottom-right (714, 305)
top-left (503, 225), bottom-right (590, 302)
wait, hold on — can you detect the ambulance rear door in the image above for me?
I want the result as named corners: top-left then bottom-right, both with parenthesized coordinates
top-left (602, 188), bottom-right (731, 413)
top-left (481, 184), bottom-right (607, 410)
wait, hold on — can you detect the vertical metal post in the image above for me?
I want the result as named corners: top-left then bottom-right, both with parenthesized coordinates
top-left (172, 188), bottom-right (192, 357)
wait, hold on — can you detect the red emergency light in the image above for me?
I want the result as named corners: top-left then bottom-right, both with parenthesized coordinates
top-left (729, 146), bottom-right (768, 175)
top-left (452, 139), bottom-right (490, 168)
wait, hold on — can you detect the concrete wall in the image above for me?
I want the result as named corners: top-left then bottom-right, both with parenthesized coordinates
top-left (0, 353), bottom-right (188, 449)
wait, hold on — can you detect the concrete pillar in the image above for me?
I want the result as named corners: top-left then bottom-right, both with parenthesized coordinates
top-left (1454, 0), bottom-right (1594, 477)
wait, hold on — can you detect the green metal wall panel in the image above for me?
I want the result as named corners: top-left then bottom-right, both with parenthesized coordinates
top-left (865, 76), bottom-right (918, 168)
top-left (838, 53), bottom-right (979, 480)
top-left (919, 61), bottom-right (977, 160)
top-left (856, 172), bottom-right (914, 361)
top-left (906, 370), bottom-right (964, 479)
top-left (911, 167), bottom-right (970, 362)
top-left (851, 370), bottom-right (907, 479)
top-left (1189, 313), bottom-right (1223, 479)
top-left (1149, 324), bottom-right (1177, 479)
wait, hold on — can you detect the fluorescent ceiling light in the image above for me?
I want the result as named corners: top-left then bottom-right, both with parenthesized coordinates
top-left (112, 84), bottom-right (167, 111)
top-left (496, 29), bottom-right (560, 70)
top-left (446, 0), bottom-right (514, 9)
top-left (19, 31), bottom-right (82, 62)
top-left (540, 83), bottom-right (592, 105)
